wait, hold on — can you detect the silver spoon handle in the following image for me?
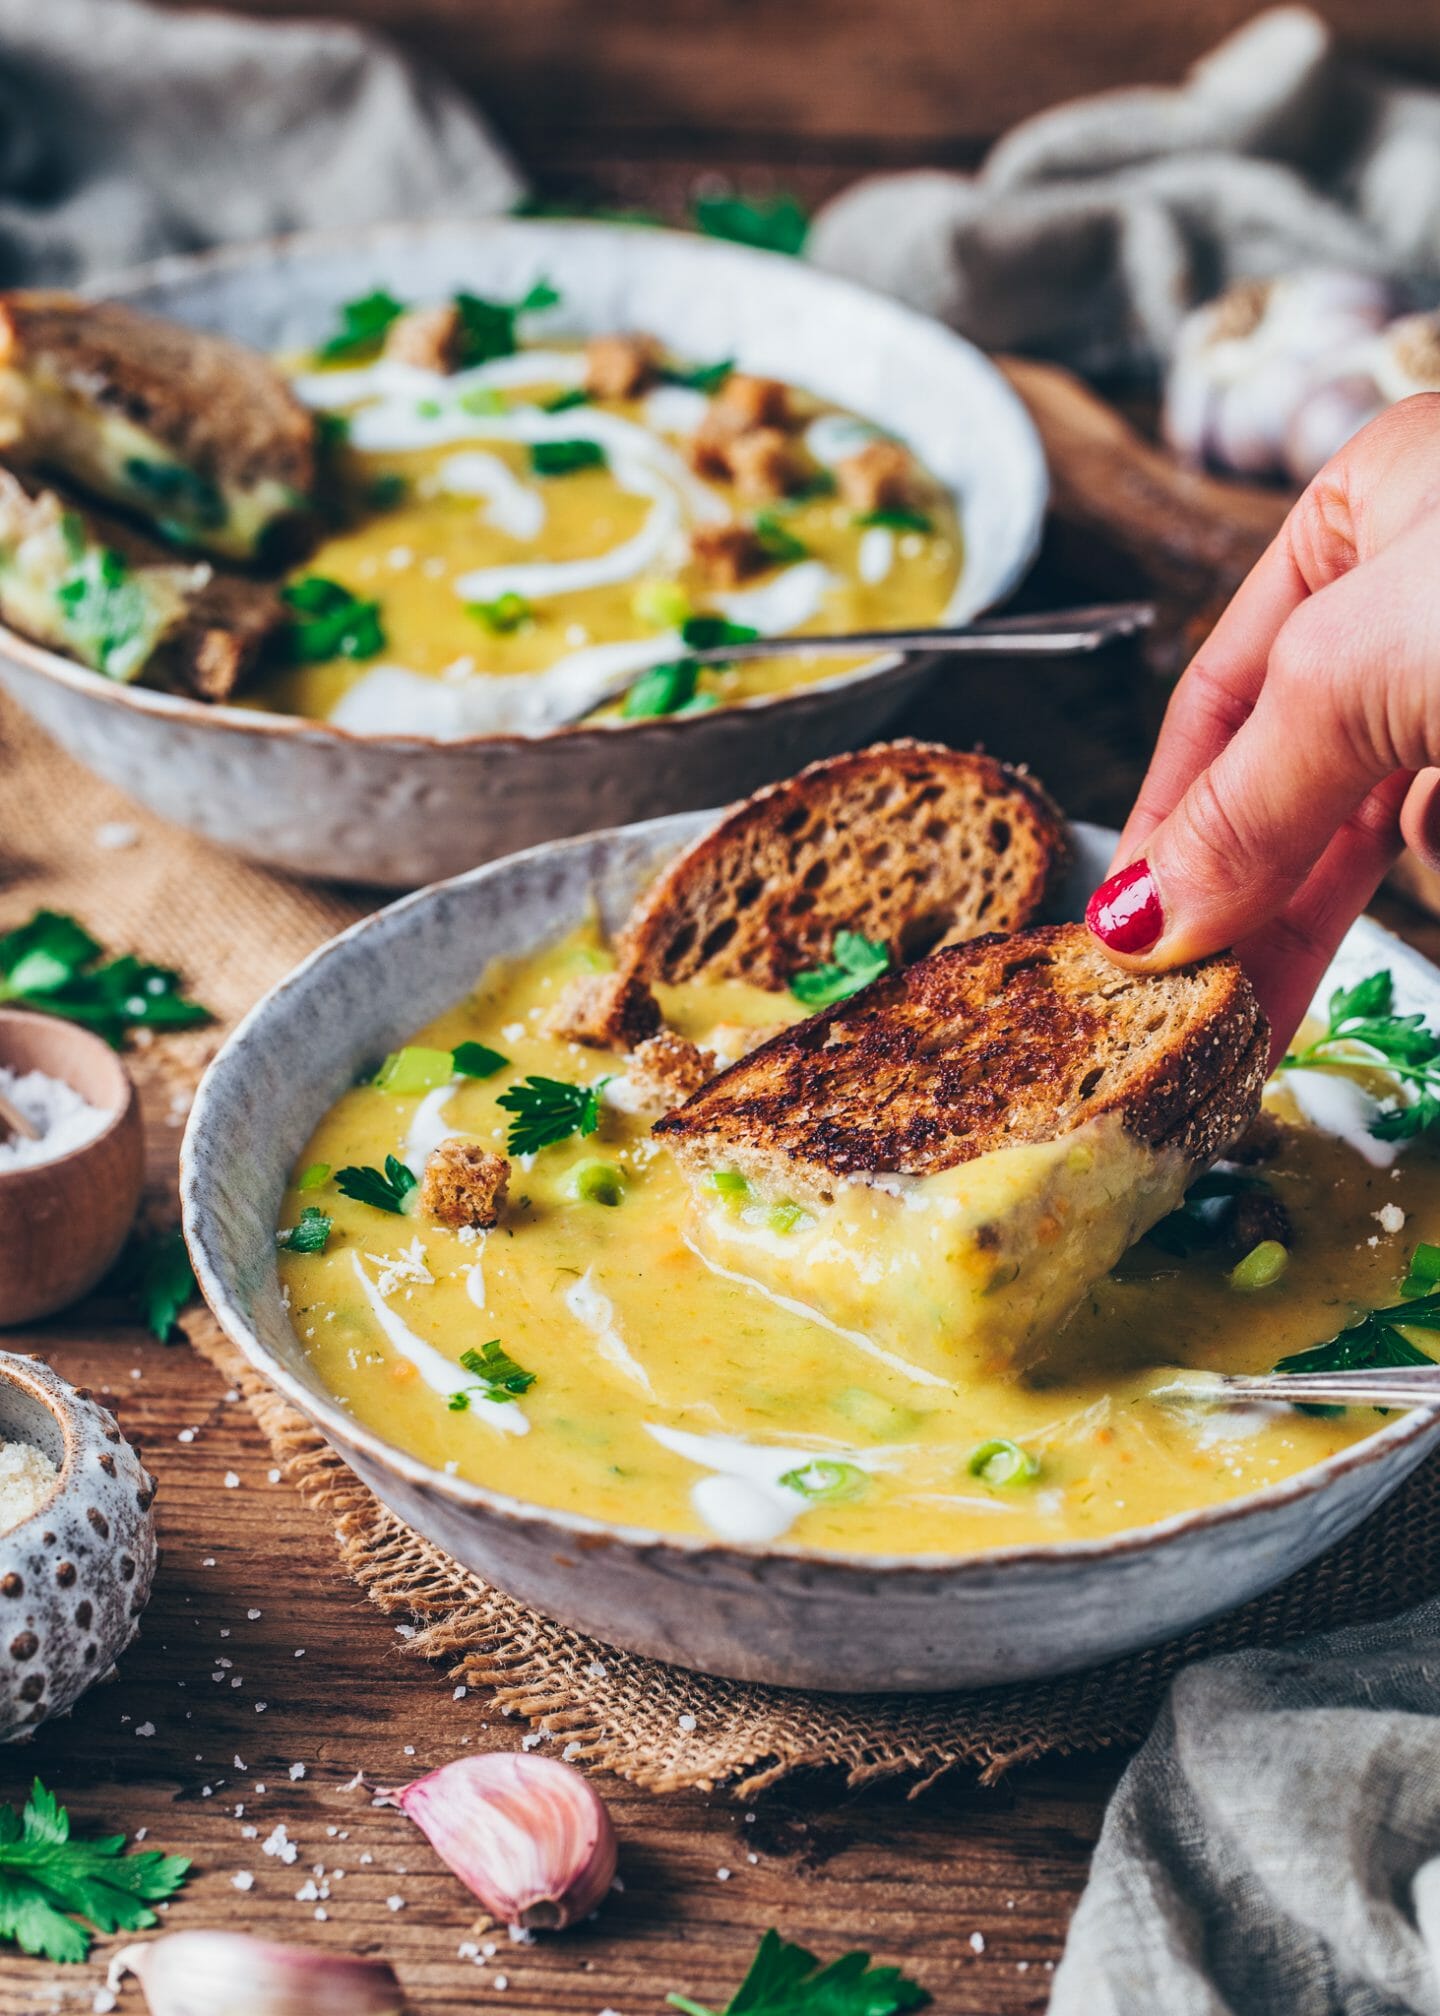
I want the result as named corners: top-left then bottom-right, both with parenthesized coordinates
top-left (1200, 1368), bottom-right (1440, 1410)
top-left (685, 600), bottom-right (1156, 666)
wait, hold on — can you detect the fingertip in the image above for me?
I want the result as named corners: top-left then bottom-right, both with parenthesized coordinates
top-left (1085, 858), bottom-right (1165, 957)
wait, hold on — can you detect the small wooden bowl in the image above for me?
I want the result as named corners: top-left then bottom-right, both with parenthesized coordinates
top-left (0, 1012), bottom-right (144, 1327)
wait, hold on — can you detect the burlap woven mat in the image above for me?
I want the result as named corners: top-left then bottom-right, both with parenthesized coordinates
top-left (8, 690), bottom-right (1440, 1797)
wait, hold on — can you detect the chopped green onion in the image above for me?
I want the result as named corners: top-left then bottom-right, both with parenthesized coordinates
top-left (967, 1439), bottom-right (1040, 1487)
top-left (373, 1045), bottom-right (455, 1094)
top-left (452, 1041), bottom-right (509, 1079)
top-left (633, 580), bottom-right (693, 630)
top-left (458, 386), bottom-right (507, 417)
top-left (467, 591), bottom-right (533, 634)
top-left (766, 1200), bottom-right (809, 1234)
top-left (569, 1160), bottom-right (626, 1207)
top-left (706, 1171), bottom-right (750, 1198)
top-left (779, 1458), bottom-right (866, 1503)
top-left (297, 1161), bottom-right (331, 1191)
top-left (447, 1338), bottom-right (536, 1411)
top-left (1228, 1240), bottom-right (1290, 1292)
top-left (530, 439), bottom-right (606, 477)
top-left (676, 693), bottom-right (720, 715)
top-left (276, 1206), bottom-right (332, 1254)
top-left (621, 658), bottom-right (698, 719)
top-left (416, 398), bottom-right (443, 419)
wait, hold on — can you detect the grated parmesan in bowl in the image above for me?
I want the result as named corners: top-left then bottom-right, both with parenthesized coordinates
top-left (0, 1438), bottom-right (58, 1533)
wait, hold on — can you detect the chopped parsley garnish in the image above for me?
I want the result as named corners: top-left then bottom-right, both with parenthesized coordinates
top-left (0, 1778), bottom-right (190, 1964)
top-left (660, 356), bottom-right (735, 393)
top-left (132, 1228), bottom-right (196, 1343)
top-left (779, 1459), bottom-right (866, 1503)
top-left (54, 546), bottom-right (161, 682)
top-left (282, 576), bottom-right (385, 662)
top-left (668, 1928), bottom-right (927, 2016)
top-left (1280, 970), bottom-right (1440, 1140)
top-left (680, 615), bottom-right (759, 651)
top-left (789, 931), bottom-right (890, 1008)
top-left (530, 438), bottom-right (607, 477)
top-left (1274, 1247), bottom-right (1440, 1410)
top-left (123, 457), bottom-right (227, 532)
top-left (854, 506), bottom-right (933, 534)
top-left (453, 279), bottom-right (559, 368)
top-left (621, 658), bottom-right (699, 719)
top-left (276, 1206), bottom-right (332, 1254)
top-left (365, 472), bottom-right (408, 511)
top-left (542, 387), bottom-right (592, 413)
top-left (967, 1439), bottom-right (1040, 1486)
top-left (317, 288), bottom-right (406, 362)
top-left (447, 1338), bottom-right (536, 1411)
top-left (497, 1074), bottom-right (604, 1156)
top-left (690, 191), bottom-right (810, 256)
top-left (1403, 1242), bottom-right (1440, 1298)
top-left (467, 591), bottom-right (533, 634)
top-left (452, 1040), bottom-right (510, 1079)
top-left (753, 510), bottom-right (808, 565)
top-left (335, 1155), bottom-right (418, 1216)
top-left (0, 910), bottom-right (209, 1047)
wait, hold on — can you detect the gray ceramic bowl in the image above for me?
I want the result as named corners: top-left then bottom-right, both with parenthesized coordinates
top-left (180, 815), bottom-right (1440, 1691)
top-left (0, 219), bottom-right (1047, 889)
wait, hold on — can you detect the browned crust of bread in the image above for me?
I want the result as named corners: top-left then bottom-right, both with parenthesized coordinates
top-left (545, 971), bottom-right (662, 1051)
top-left (171, 571), bottom-right (286, 701)
top-left (655, 922), bottom-right (1267, 1187)
top-left (617, 741), bottom-right (1071, 991)
top-left (0, 292), bottom-right (316, 495)
top-left (420, 1140), bottom-right (511, 1229)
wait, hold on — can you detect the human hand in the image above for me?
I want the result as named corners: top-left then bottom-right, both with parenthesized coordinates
top-left (1085, 394), bottom-right (1440, 1057)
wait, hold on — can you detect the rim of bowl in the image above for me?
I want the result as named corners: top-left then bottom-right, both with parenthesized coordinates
top-left (2, 215), bottom-right (1048, 753)
top-left (0, 1353), bottom-right (77, 1528)
top-left (180, 819), bottom-right (1439, 1583)
top-left (0, 1008), bottom-right (137, 1185)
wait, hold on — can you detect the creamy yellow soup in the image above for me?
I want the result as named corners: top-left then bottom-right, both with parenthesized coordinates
top-left (247, 346), bottom-right (960, 731)
top-left (276, 931), bottom-right (1440, 1556)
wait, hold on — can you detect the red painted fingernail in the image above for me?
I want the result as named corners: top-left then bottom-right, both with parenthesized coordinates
top-left (1086, 859), bottom-right (1164, 953)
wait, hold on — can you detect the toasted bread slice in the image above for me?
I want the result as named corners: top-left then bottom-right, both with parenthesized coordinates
top-left (656, 924), bottom-right (1266, 1377)
top-left (0, 292), bottom-right (318, 561)
top-left (617, 742), bottom-right (1069, 991)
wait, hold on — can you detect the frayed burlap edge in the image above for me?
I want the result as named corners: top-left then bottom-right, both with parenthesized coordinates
top-left (185, 1306), bottom-right (1440, 1799)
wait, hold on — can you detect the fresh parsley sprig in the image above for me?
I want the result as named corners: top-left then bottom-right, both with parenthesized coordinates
top-left (1275, 1245), bottom-right (1440, 1409)
top-left (453, 279), bottom-right (559, 368)
top-left (621, 659), bottom-right (699, 719)
top-left (335, 1155), bottom-right (418, 1216)
top-left (753, 509), bottom-right (808, 565)
top-left (0, 911), bottom-right (210, 1048)
top-left (0, 1779), bottom-right (190, 1964)
top-left (668, 1928), bottom-right (928, 2016)
top-left (497, 1074), bottom-right (605, 1156)
top-left (691, 192), bottom-right (810, 256)
top-left (282, 576), bottom-right (386, 663)
top-left (660, 355), bottom-right (735, 393)
top-left (132, 1228), bottom-right (197, 1342)
top-left (530, 438), bottom-right (607, 477)
top-left (447, 1338), bottom-right (536, 1411)
top-left (276, 1206), bottom-right (332, 1254)
top-left (317, 288), bottom-right (406, 362)
top-left (790, 931), bottom-right (891, 1008)
top-left (680, 615), bottom-right (759, 651)
top-left (1280, 970), bottom-right (1440, 1140)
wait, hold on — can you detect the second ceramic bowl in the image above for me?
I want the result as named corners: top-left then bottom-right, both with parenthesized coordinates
top-left (0, 218), bottom-right (1047, 888)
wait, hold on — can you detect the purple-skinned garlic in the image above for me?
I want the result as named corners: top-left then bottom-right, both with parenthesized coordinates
top-left (106, 1931), bottom-right (405, 2015)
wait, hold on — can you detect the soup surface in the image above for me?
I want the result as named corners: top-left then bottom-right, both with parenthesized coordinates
top-left (276, 930), bottom-right (1440, 1556)
top-left (252, 334), bottom-right (961, 733)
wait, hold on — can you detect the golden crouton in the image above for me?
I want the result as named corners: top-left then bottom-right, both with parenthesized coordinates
top-left (836, 440), bottom-right (920, 515)
top-left (715, 374), bottom-right (792, 431)
top-left (383, 303), bottom-right (464, 374)
top-left (626, 1032), bottom-right (717, 1111)
top-left (687, 410), bottom-right (742, 483)
top-left (547, 971), bottom-right (662, 1051)
top-left (725, 427), bottom-right (805, 502)
top-left (585, 332), bottom-right (662, 400)
top-left (689, 521), bottom-right (769, 587)
top-left (421, 1140), bottom-right (511, 1229)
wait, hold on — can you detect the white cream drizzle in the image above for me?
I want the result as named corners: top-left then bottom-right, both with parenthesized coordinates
top-left (402, 1083), bottom-right (460, 1176)
top-left (857, 524), bottom-right (895, 585)
top-left (348, 1252), bottom-right (528, 1433)
top-left (465, 1232), bottom-right (488, 1311)
top-left (714, 560), bottom-right (836, 634)
top-left (435, 452), bottom-right (546, 540)
top-left (291, 349), bottom-right (587, 410)
top-left (805, 412), bottom-right (884, 468)
top-left (645, 1423), bottom-right (885, 1544)
top-left (643, 384), bottom-right (710, 435)
top-left (453, 459), bottom-right (680, 603)
top-left (1279, 1067), bottom-right (1407, 1169)
top-left (564, 1268), bottom-right (653, 1392)
top-left (682, 1232), bottom-right (948, 1389)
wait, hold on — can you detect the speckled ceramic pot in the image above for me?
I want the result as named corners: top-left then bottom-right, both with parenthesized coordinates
top-left (0, 1356), bottom-right (157, 1738)
top-left (0, 218), bottom-right (1047, 889)
top-left (180, 818), bottom-right (1440, 1691)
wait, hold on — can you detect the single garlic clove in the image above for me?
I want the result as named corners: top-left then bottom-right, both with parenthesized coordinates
top-left (107, 1931), bottom-right (406, 2016)
top-left (1283, 371), bottom-right (1387, 483)
top-left (1371, 310), bottom-right (1440, 403)
top-left (394, 1750), bottom-right (617, 1930)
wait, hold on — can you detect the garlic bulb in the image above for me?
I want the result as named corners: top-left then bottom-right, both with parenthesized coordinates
top-left (106, 1931), bottom-right (404, 2015)
top-left (391, 1751), bottom-right (617, 1930)
top-left (1370, 310), bottom-right (1440, 403)
top-left (1164, 270), bottom-right (1393, 479)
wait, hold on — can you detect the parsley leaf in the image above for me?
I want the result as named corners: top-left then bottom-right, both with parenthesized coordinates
top-left (53, 546), bottom-right (164, 682)
top-left (452, 1041), bottom-right (509, 1079)
top-left (681, 616), bottom-right (759, 651)
top-left (365, 471), bottom-right (408, 511)
top-left (622, 658), bottom-right (699, 719)
top-left (276, 1206), bottom-right (332, 1255)
top-left (497, 1075), bottom-right (604, 1156)
top-left (447, 1338), bottom-right (536, 1410)
top-left (1275, 1251), bottom-right (1440, 1410)
top-left (753, 510), bottom-right (808, 565)
top-left (0, 1779), bottom-right (190, 1964)
top-left (282, 577), bottom-right (386, 663)
top-left (123, 457), bottom-right (228, 533)
top-left (451, 279), bottom-right (559, 368)
top-left (318, 289), bottom-right (406, 362)
top-left (467, 591), bottom-right (533, 634)
top-left (134, 1229), bottom-right (195, 1342)
top-left (335, 1155), bottom-right (418, 1216)
top-left (854, 506), bottom-right (933, 534)
top-left (668, 1928), bottom-right (928, 2016)
top-left (789, 931), bottom-right (890, 1008)
top-left (691, 192), bottom-right (810, 256)
top-left (1281, 969), bottom-right (1440, 1141)
top-left (542, 387), bottom-right (592, 413)
top-left (0, 911), bottom-right (209, 1048)
top-left (661, 356), bottom-right (735, 393)
top-left (530, 439), bottom-right (607, 477)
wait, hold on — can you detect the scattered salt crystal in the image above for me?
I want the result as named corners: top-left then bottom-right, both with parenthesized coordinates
top-left (177, 1428), bottom-right (196, 1444)
top-left (94, 821), bottom-right (139, 850)
top-left (314, 1908), bottom-right (328, 1922)
top-left (268, 1468), bottom-right (281, 1484)
top-left (134, 1828), bottom-right (148, 1842)
top-left (255, 1702), bottom-right (267, 1713)
top-left (289, 1763), bottom-right (305, 1780)
top-left (494, 1976), bottom-right (508, 1992)
top-left (387, 1895), bottom-right (405, 1912)
top-left (715, 1867), bottom-right (731, 1881)
top-left (92, 1990), bottom-right (118, 2015)
top-left (563, 1741), bottom-right (582, 1761)
top-left (232, 1872), bottom-right (254, 1891)
top-left (586, 1660), bottom-right (608, 1680)
top-left (403, 1744), bottom-right (415, 1756)
top-left (224, 1472), bottom-right (240, 1489)
top-left (1374, 1203), bottom-right (1407, 1235)
top-left (677, 1713), bottom-right (697, 1733)
top-left (247, 1608), bottom-right (262, 1620)
top-left (262, 1824), bottom-right (297, 1865)
top-left (242, 1825), bottom-right (258, 1839)
top-left (134, 1722), bottom-right (155, 1738)
top-left (521, 1732), bottom-right (543, 1751)
top-left (970, 1932), bottom-right (985, 1954)
top-left (0, 1441), bottom-right (58, 1534)
top-left (454, 1685), bottom-right (468, 1700)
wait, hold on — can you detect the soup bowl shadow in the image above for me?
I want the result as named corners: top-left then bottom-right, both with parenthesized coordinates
top-left (180, 817), bottom-right (1440, 1691)
top-left (0, 218), bottom-right (1047, 890)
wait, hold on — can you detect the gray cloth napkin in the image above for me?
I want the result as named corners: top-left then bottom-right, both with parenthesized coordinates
top-left (809, 5), bottom-right (1440, 377)
top-left (1050, 1597), bottom-right (1440, 2016)
top-left (0, 0), bottom-right (524, 286)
